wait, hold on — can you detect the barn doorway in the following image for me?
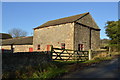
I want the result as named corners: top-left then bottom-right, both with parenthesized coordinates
top-left (78, 44), bottom-right (84, 51)
top-left (47, 45), bottom-right (51, 51)
top-left (29, 48), bottom-right (33, 52)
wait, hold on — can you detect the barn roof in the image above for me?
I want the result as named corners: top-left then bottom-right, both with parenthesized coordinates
top-left (0, 33), bottom-right (12, 39)
top-left (34, 12), bottom-right (89, 29)
top-left (34, 12), bottom-right (99, 30)
top-left (2, 36), bottom-right (33, 45)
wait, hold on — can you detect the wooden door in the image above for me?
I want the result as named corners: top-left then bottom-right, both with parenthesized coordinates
top-left (47, 45), bottom-right (51, 51)
top-left (2, 48), bottom-right (4, 53)
top-left (29, 48), bottom-right (33, 52)
top-left (78, 44), bottom-right (84, 51)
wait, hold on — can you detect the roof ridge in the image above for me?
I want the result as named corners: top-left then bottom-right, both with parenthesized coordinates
top-left (34, 12), bottom-right (89, 29)
top-left (47, 12), bottom-right (89, 23)
top-left (2, 36), bottom-right (33, 41)
top-left (74, 12), bottom-right (89, 22)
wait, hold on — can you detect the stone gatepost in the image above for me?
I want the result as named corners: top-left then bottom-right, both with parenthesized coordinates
top-left (88, 49), bottom-right (92, 60)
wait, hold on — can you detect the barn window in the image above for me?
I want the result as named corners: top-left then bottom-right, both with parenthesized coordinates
top-left (78, 44), bottom-right (80, 51)
top-left (2, 48), bottom-right (4, 53)
top-left (47, 45), bottom-right (51, 51)
top-left (37, 45), bottom-right (40, 50)
top-left (61, 43), bottom-right (65, 49)
top-left (29, 48), bottom-right (33, 52)
top-left (78, 44), bottom-right (84, 51)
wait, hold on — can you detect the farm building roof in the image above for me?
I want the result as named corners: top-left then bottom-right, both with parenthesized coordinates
top-left (2, 36), bottom-right (33, 45)
top-left (34, 12), bottom-right (100, 30)
top-left (0, 33), bottom-right (12, 39)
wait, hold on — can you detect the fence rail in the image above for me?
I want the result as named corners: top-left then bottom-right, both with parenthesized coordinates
top-left (51, 46), bottom-right (89, 61)
top-left (50, 46), bottom-right (109, 61)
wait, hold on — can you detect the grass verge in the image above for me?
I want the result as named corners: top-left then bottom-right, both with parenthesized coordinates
top-left (3, 52), bottom-right (120, 79)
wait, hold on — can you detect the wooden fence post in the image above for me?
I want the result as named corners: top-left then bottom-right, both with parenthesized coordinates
top-left (109, 46), bottom-right (111, 56)
top-left (50, 45), bottom-right (53, 60)
top-left (11, 44), bottom-right (14, 53)
top-left (88, 49), bottom-right (92, 60)
top-left (50, 45), bottom-right (53, 52)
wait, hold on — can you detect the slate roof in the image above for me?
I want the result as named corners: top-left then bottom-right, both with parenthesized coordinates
top-left (34, 12), bottom-right (89, 29)
top-left (2, 36), bottom-right (33, 45)
top-left (0, 33), bottom-right (12, 39)
top-left (34, 12), bottom-right (99, 29)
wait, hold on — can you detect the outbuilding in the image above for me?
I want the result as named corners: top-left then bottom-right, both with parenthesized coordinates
top-left (2, 36), bottom-right (33, 53)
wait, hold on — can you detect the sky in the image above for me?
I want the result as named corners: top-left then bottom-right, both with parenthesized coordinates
top-left (2, 2), bottom-right (118, 39)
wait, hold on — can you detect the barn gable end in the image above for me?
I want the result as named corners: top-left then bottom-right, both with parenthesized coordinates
top-left (76, 13), bottom-right (99, 30)
top-left (74, 13), bottom-right (100, 50)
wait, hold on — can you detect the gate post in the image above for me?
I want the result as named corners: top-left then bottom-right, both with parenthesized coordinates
top-left (88, 49), bottom-right (92, 60)
top-left (50, 45), bottom-right (53, 61)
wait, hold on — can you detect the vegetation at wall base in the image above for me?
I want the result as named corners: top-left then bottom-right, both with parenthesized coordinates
top-left (3, 52), bottom-right (120, 79)
top-left (2, 61), bottom-right (68, 79)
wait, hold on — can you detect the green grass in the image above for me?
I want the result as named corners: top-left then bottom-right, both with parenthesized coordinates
top-left (110, 52), bottom-right (120, 56)
top-left (32, 67), bottom-right (67, 79)
top-left (2, 61), bottom-right (69, 79)
top-left (81, 57), bottom-right (112, 64)
top-left (36, 52), bottom-right (120, 79)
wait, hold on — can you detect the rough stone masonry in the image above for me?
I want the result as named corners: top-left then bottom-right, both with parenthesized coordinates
top-left (33, 12), bottom-right (100, 51)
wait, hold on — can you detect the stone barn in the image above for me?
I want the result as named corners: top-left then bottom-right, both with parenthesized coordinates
top-left (2, 36), bottom-right (33, 53)
top-left (33, 12), bottom-right (100, 51)
top-left (0, 33), bottom-right (12, 52)
top-left (0, 33), bottom-right (12, 40)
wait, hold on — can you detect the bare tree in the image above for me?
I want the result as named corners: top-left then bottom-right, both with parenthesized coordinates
top-left (8, 28), bottom-right (28, 38)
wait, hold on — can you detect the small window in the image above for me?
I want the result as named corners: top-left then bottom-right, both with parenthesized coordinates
top-left (29, 48), bottom-right (33, 52)
top-left (37, 45), bottom-right (40, 50)
top-left (78, 44), bottom-right (80, 51)
top-left (78, 44), bottom-right (84, 51)
top-left (2, 48), bottom-right (4, 53)
top-left (61, 43), bottom-right (65, 49)
top-left (47, 45), bottom-right (51, 51)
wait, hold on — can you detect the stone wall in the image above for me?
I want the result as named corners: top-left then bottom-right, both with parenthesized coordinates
top-left (33, 13), bottom-right (100, 51)
top-left (2, 45), bottom-right (33, 53)
top-left (74, 23), bottom-right (90, 50)
top-left (75, 13), bottom-right (100, 50)
top-left (2, 52), bottom-right (52, 73)
top-left (92, 50), bottom-right (109, 59)
top-left (33, 23), bottom-right (74, 51)
top-left (91, 29), bottom-right (100, 50)
top-left (14, 45), bottom-right (33, 52)
top-left (76, 13), bottom-right (99, 29)
top-left (74, 23), bottom-right (100, 50)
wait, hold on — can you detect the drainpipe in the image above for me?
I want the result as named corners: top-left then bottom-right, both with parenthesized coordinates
top-left (89, 28), bottom-right (92, 60)
top-left (89, 28), bottom-right (92, 49)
